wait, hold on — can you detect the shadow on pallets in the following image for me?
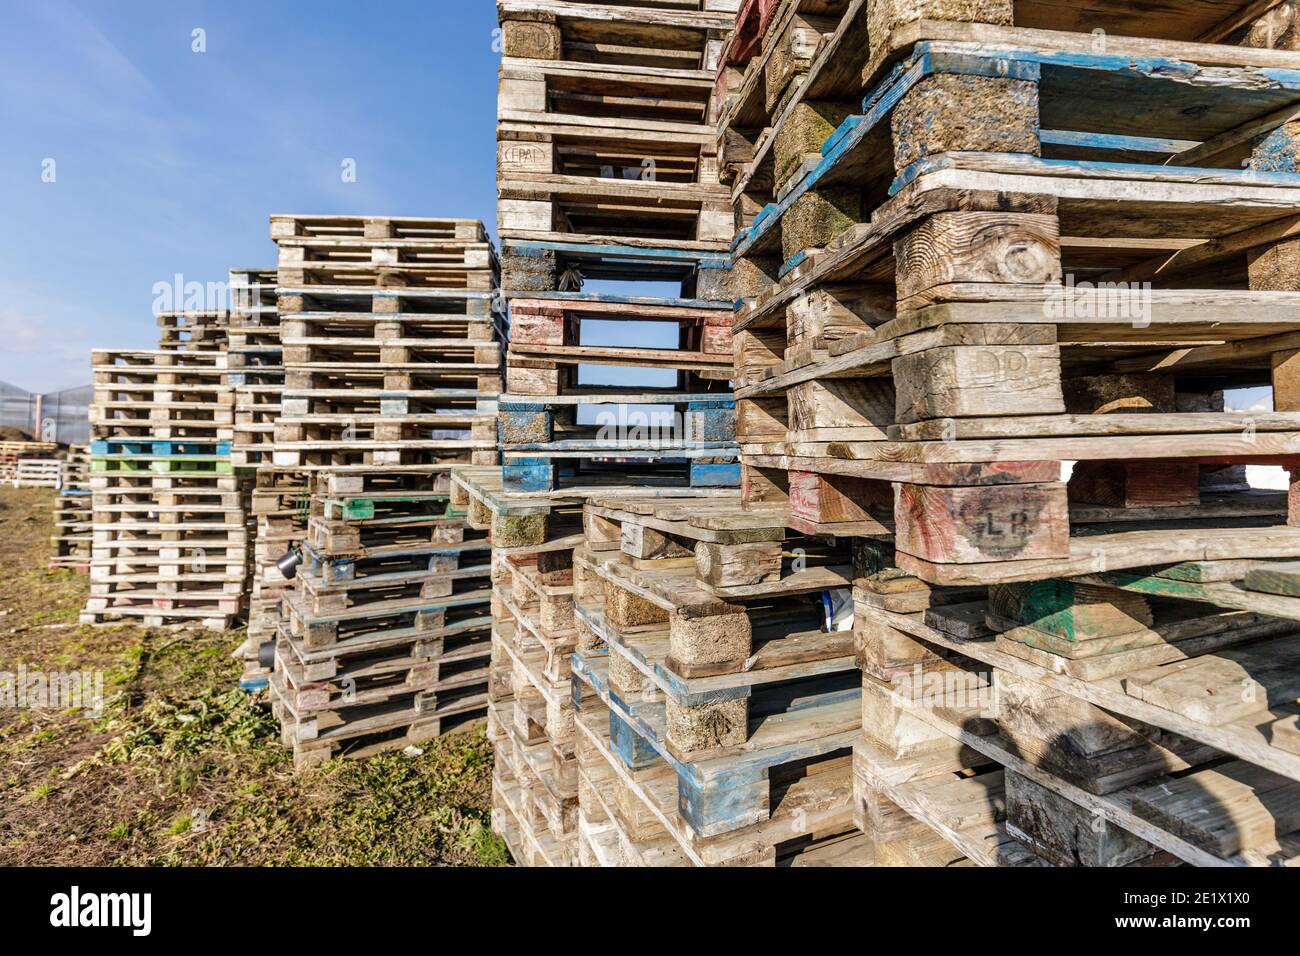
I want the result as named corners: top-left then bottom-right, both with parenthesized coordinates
top-left (851, 535), bottom-right (1300, 865)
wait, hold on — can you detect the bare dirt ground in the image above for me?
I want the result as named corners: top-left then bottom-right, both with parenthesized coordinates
top-left (0, 486), bottom-right (506, 866)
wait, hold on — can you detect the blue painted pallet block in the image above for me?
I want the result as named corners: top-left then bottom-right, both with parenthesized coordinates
top-left (685, 400), bottom-right (737, 443)
top-left (91, 439), bottom-right (233, 456)
top-left (501, 456), bottom-right (558, 493)
top-left (608, 706), bottom-right (661, 771)
top-left (688, 463), bottom-right (741, 487)
top-left (501, 454), bottom-right (740, 493)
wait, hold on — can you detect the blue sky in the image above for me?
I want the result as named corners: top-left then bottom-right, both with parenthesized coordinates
top-left (0, 0), bottom-right (502, 392)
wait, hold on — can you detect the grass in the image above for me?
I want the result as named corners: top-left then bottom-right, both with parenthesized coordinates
top-left (0, 486), bottom-right (509, 866)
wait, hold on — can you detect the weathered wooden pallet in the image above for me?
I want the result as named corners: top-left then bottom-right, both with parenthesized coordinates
top-left (579, 709), bottom-right (872, 867)
top-left (502, 557), bottom-right (578, 644)
top-left (281, 340), bottom-right (499, 370)
top-left (572, 654), bottom-right (863, 856)
top-left (272, 416), bottom-right (495, 449)
top-left (725, 7), bottom-right (1300, 219)
top-left (83, 584), bottom-right (245, 617)
top-left (156, 309), bottom-right (230, 352)
top-left (584, 491), bottom-right (869, 585)
top-left (717, 0), bottom-right (846, 187)
top-left (497, 0), bottom-right (733, 249)
top-left (572, 642), bottom-right (857, 837)
top-left (0, 440), bottom-right (57, 457)
top-left (508, 294), bottom-right (732, 370)
top-left (270, 672), bottom-right (487, 771)
top-left (79, 606), bottom-right (240, 630)
top-left (270, 214), bottom-right (490, 241)
top-left (297, 552), bottom-right (492, 610)
top-left (281, 367), bottom-right (499, 400)
top-left (574, 531), bottom-right (857, 752)
top-left (499, 237), bottom-right (732, 300)
top-left (489, 698), bottom-right (580, 864)
top-left (274, 625), bottom-right (490, 712)
top-left (280, 583), bottom-right (493, 650)
top-left (12, 459), bottom-right (62, 488)
top-left (276, 260), bottom-right (498, 292)
top-left (278, 393), bottom-right (493, 430)
top-left (852, 739), bottom-right (1044, 867)
top-left (282, 309), bottom-right (501, 346)
top-left (92, 348), bottom-right (229, 375)
top-left (854, 583), bottom-right (1300, 863)
top-left (452, 464), bottom-right (740, 547)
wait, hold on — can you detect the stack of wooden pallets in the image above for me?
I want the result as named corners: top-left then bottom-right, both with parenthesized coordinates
top-left (80, 350), bottom-right (248, 630)
top-left (484, 0), bottom-right (758, 865)
top-left (50, 446), bottom-right (93, 571)
top-left (566, 494), bottom-right (875, 865)
top-left (156, 309), bottom-right (230, 353)
top-left (270, 468), bottom-right (493, 768)
top-left (715, 0), bottom-right (1300, 866)
top-left (240, 470), bottom-right (308, 690)
top-left (262, 213), bottom-right (504, 756)
top-left (269, 214), bottom-right (501, 472)
top-left (496, 0), bottom-right (735, 259)
top-left (227, 265), bottom-right (294, 689)
top-left (228, 268), bottom-right (282, 469)
top-left (12, 459), bottom-right (63, 488)
top-left (0, 441), bottom-right (57, 483)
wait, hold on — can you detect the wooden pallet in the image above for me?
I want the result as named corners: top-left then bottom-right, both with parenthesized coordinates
top-left (13, 459), bottom-right (62, 488)
top-left (228, 267), bottom-right (283, 468)
top-left (488, 629), bottom-right (582, 865)
top-left (271, 215), bottom-right (502, 474)
top-left (156, 310), bottom-right (230, 352)
top-left (571, 653), bottom-right (862, 859)
top-left (268, 462), bottom-right (498, 763)
top-left (0, 440), bottom-right (57, 458)
top-left (499, 237), bottom-right (732, 301)
top-left (498, 294), bottom-right (742, 489)
top-left (49, 489), bottom-right (93, 571)
top-left (716, 0), bottom-right (847, 188)
top-left (567, 489), bottom-right (862, 837)
top-left (497, 0), bottom-right (734, 249)
top-left (852, 569), bottom-right (1300, 865)
top-left (83, 365), bottom-right (250, 628)
top-left (273, 218), bottom-right (499, 293)
top-left (583, 492), bottom-right (861, 588)
top-left (270, 672), bottom-right (487, 770)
